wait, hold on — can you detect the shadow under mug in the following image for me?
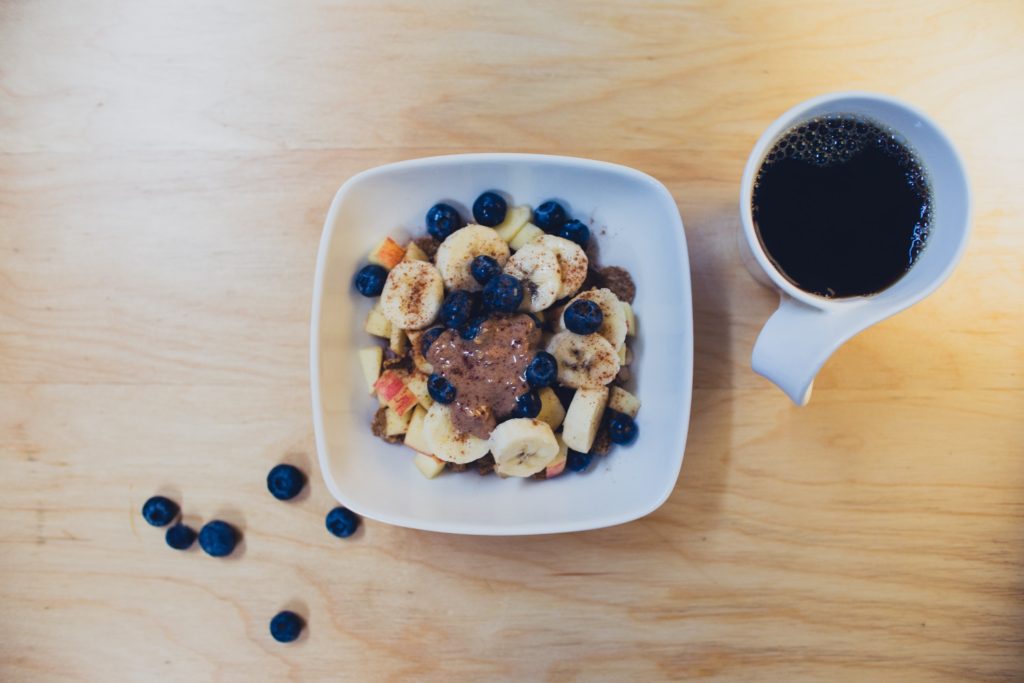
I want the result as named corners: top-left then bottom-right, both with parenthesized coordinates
top-left (739, 91), bottom-right (971, 406)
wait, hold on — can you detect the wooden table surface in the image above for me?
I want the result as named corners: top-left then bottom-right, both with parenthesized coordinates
top-left (2, 2), bottom-right (1022, 681)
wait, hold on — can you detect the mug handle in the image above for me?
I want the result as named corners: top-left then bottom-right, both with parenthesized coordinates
top-left (751, 295), bottom-right (877, 406)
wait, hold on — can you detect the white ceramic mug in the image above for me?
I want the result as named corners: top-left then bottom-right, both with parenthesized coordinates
top-left (739, 92), bottom-right (971, 405)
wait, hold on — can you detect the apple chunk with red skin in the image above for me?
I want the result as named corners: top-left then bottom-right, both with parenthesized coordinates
top-left (368, 237), bottom-right (406, 270)
top-left (374, 370), bottom-right (418, 416)
top-left (545, 435), bottom-right (569, 478)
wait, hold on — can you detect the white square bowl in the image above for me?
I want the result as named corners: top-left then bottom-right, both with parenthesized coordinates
top-left (311, 154), bottom-right (692, 535)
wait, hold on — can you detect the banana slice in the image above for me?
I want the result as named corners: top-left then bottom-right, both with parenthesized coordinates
top-left (562, 386), bottom-right (609, 453)
top-left (435, 225), bottom-right (510, 292)
top-left (535, 386), bottom-right (566, 430)
top-left (509, 223), bottom-right (544, 251)
top-left (503, 242), bottom-right (562, 312)
top-left (535, 234), bottom-right (588, 299)
top-left (547, 331), bottom-right (620, 388)
top-left (489, 418), bottom-right (559, 477)
top-left (560, 288), bottom-right (627, 349)
top-left (380, 260), bottom-right (444, 330)
top-left (422, 403), bottom-right (490, 464)
top-left (494, 205), bottom-right (532, 243)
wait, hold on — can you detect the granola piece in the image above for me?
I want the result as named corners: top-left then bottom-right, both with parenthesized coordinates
top-left (596, 266), bottom-right (635, 303)
top-left (413, 236), bottom-right (440, 260)
top-left (371, 406), bottom-right (388, 438)
top-left (591, 424), bottom-right (612, 456)
top-left (371, 406), bottom-right (404, 444)
top-left (581, 267), bottom-right (603, 293)
top-left (382, 347), bottom-right (413, 371)
top-left (475, 453), bottom-right (495, 476)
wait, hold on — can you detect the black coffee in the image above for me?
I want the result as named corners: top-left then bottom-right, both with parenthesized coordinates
top-left (752, 115), bottom-right (931, 298)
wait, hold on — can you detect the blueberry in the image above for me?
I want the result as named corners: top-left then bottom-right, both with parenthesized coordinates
top-left (325, 506), bottom-right (360, 538)
top-left (525, 351), bottom-right (558, 388)
top-left (512, 390), bottom-right (541, 418)
top-left (426, 203), bottom-right (464, 241)
top-left (165, 523), bottom-right (197, 550)
top-left (482, 274), bottom-right (523, 313)
top-left (141, 495), bottom-right (179, 527)
top-left (420, 326), bottom-right (445, 356)
top-left (607, 411), bottom-right (638, 444)
top-left (270, 610), bottom-right (304, 643)
top-left (470, 255), bottom-right (501, 285)
top-left (427, 373), bottom-right (456, 404)
top-left (566, 450), bottom-right (593, 472)
top-left (354, 264), bottom-right (388, 297)
top-left (563, 299), bottom-right (603, 335)
top-left (554, 385), bottom-right (576, 409)
top-left (459, 315), bottom-right (487, 340)
top-left (534, 200), bottom-right (567, 233)
top-left (441, 290), bottom-right (476, 329)
top-left (469, 290), bottom-right (485, 314)
top-left (198, 520), bottom-right (238, 557)
top-left (267, 464), bottom-right (306, 501)
top-left (472, 191), bottom-right (507, 227)
top-left (559, 219), bottom-right (590, 248)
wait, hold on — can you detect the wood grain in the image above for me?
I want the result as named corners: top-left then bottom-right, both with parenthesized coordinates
top-left (2, 1), bottom-right (1022, 681)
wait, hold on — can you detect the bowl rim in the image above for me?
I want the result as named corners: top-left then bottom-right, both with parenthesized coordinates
top-left (310, 152), bottom-right (693, 535)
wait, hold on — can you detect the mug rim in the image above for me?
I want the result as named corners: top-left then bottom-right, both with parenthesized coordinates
top-left (739, 90), bottom-right (971, 311)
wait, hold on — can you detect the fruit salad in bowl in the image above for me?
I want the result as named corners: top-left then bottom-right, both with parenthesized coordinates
top-left (353, 191), bottom-right (641, 480)
top-left (311, 154), bottom-right (691, 535)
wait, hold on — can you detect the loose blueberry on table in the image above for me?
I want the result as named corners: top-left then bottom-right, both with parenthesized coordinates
top-left (267, 464), bottom-right (306, 501)
top-left (198, 520), bottom-right (239, 557)
top-left (165, 523), bottom-right (197, 550)
top-left (325, 507), bottom-right (360, 538)
top-left (356, 191), bottom-right (640, 480)
top-left (270, 610), bottom-right (305, 643)
top-left (141, 495), bottom-right (179, 527)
